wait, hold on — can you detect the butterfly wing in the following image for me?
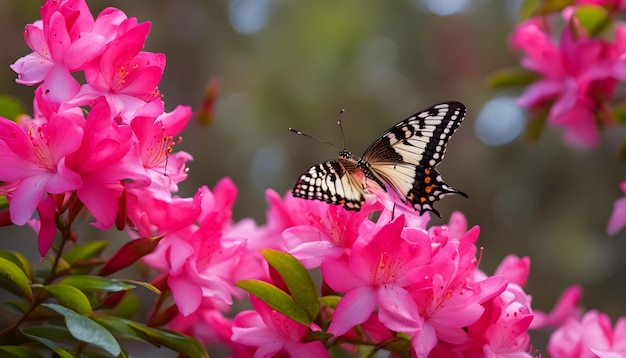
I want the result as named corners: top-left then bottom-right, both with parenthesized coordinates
top-left (292, 158), bottom-right (366, 211)
top-left (363, 101), bottom-right (466, 167)
top-left (361, 101), bottom-right (467, 216)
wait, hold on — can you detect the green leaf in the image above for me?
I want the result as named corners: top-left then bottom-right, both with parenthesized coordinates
top-left (519, 0), bottom-right (573, 20)
top-left (0, 257), bottom-right (33, 300)
top-left (92, 315), bottom-right (151, 343)
top-left (41, 303), bottom-right (121, 357)
top-left (573, 5), bottom-right (610, 37)
top-left (261, 249), bottom-right (319, 320)
top-left (319, 295), bottom-right (342, 309)
top-left (45, 284), bottom-right (93, 316)
top-left (98, 236), bottom-right (164, 276)
top-left (63, 241), bottom-right (107, 266)
top-left (0, 95), bottom-right (26, 121)
top-left (22, 325), bottom-right (74, 340)
top-left (94, 316), bottom-right (208, 357)
top-left (58, 275), bottom-right (135, 292)
top-left (0, 345), bottom-right (44, 358)
top-left (22, 326), bottom-right (74, 358)
top-left (304, 330), bottom-right (333, 342)
top-left (236, 279), bottom-right (311, 326)
top-left (484, 67), bottom-right (538, 88)
top-left (127, 321), bottom-right (209, 358)
top-left (0, 250), bottom-right (34, 281)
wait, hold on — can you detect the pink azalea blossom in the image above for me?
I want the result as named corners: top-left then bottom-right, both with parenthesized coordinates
top-left (70, 22), bottom-right (166, 121)
top-left (10, 0), bottom-right (106, 102)
top-left (0, 113), bottom-right (83, 226)
top-left (321, 215), bottom-right (431, 337)
top-left (548, 310), bottom-right (626, 357)
top-left (142, 179), bottom-right (257, 316)
top-left (65, 99), bottom-right (150, 230)
top-left (510, 16), bottom-right (617, 148)
top-left (129, 103), bottom-right (193, 200)
top-left (231, 295), bottom-right (328, 358)
top-left (410, 227), bottom-right (508, 356)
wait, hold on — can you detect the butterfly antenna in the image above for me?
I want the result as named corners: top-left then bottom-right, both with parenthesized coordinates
top-left (289, 127), bottom-right (342, 150)
top-left (338, 109), bottom-right (346, 149)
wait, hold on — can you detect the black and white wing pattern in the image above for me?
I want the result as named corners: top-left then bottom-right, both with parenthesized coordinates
top-left (292, 101), bottom-right (467, 216)
top-left (292, 157), bottom-right (366, 210)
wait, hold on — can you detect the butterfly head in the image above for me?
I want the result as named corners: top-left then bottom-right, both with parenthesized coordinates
top-left (339, 149), bottom-right (352, 159)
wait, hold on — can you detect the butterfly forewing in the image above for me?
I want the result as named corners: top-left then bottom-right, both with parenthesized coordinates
top-left (363, 101), bottom-right (466, 167)
top-left (292, 158), bottom-right (365, 210)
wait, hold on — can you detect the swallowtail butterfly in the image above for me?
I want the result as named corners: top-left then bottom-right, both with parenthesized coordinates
top-left (291, 101), bottom-right (467, 217)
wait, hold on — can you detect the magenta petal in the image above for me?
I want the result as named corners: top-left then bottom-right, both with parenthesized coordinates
top-left (321, 257), bottom-right (364, 292)
top-left (169, 274), bottom-right (203, 316)
top-left (377, 285), bottom-right (421, 333)
top-left (77, 180), bottom-right (118, 230)
top-left (35, 195), bottom-right (57, 257)
top-left (11, 53), bottom-right (54, 86)
top-left (327, 285), bottom-right (377, 336)
top-left (46, 12), bottom-right (71, 62)
top-left (43, 64), bottom-right (80, 102)
top-left (64, 32), bottom-right (106, 70)
top-left (10, 175), bottom-right (49, 226)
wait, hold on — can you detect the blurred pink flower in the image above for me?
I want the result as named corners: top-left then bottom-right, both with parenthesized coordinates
top-left (510, 17), bottom-right (617, 148)
top-left (548, 310), bottom-right (626, 357)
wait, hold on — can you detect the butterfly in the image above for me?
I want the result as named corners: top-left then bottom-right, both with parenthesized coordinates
top-left (291, 101), bottom-right (467, 217)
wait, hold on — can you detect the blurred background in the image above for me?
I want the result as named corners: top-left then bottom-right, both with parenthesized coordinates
top-left (2, 0), bottom-right (626, 355)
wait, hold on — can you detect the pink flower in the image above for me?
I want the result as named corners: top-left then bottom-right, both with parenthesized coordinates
top-left (10, 0), bottom-right (106, 102)
top-left (607, 181), bottom-right (626, 235)
top-left (70, 22), bottom-right (166, 121)
top-left (129, 103), bottom-right (193, 200)
top-left (142, 179), bottom-right (254, 316)
top-left (548, 310), bottom-right (626, 357)
top-left (0, 113), bottom-right (83, 226)
top-left (410, 227), bottom-right (507, 356)
top-left (231, 295), bottom-right (328, 358)
top-left (510, 16), bottom-right (617, 148)
top-left (321, 215), bottom-right (431, 337)
top-left (65, 99), bottom-right (150, 230)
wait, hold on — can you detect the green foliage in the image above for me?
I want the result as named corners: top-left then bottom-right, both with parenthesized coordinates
top-left (0, 236), bottom-right (208, 357)
top-left (519, 0), bottom-right (573, 20)
top-left (572, 5), bottom-right (611, 37)
top-left (261, 249), bottom-right (320, 320)
top-left (0, 95), bottom-right (26, 121)
top-left (485, 67), bottom-right (538, 89)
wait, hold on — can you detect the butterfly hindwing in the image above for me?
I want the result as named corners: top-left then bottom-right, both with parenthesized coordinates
top-left (292, 159), bottom-right (365, 210)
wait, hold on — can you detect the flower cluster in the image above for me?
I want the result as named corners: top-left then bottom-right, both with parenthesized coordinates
top-left (509, 0), bottom-right (626, 149)
top-left (2, 0), bottom-right (192, 257)
top-left (167, 189), bottom-right (540, 357)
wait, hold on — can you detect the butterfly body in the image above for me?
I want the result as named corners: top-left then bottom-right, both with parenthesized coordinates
top-left (292, 101), bottom-right (467, 217)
